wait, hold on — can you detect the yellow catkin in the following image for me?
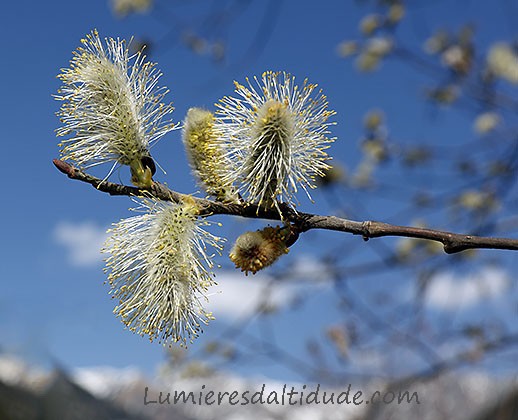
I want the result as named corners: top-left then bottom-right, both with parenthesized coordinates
top-left (182, 108), bottom-right (238, 202)
top-left (229, 226), bottom-right (289, 275)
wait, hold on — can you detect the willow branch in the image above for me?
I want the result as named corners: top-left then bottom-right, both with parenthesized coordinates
top-left (53, 159), bottom-right (518, 254)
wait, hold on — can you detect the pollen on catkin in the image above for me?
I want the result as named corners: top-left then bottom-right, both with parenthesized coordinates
top-left (182, 108), bottom-right (239, 202)
top-left (214, 71), bottom-right (336, 211)
top-left (245, 99), bottom-right (294, 209)
top-left (229, 226), bottom-right (290, 275)
top-left (103, 198), bottom-right (224, 346)
top-left (55, 29), bottom-right (177, 187)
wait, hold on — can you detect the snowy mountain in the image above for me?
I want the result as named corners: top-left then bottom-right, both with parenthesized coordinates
top-left (0, 354), bottom-right (516, 420)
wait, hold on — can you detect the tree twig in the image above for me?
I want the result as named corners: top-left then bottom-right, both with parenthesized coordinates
top-left (53, 159), bottom-right (518, 254)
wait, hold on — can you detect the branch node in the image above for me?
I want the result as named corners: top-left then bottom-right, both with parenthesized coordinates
top-left (361, 221), bottom-right (372, 241)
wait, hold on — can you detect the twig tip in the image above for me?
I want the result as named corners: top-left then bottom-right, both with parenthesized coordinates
top-left (53, 159), bottom-right (74, 176)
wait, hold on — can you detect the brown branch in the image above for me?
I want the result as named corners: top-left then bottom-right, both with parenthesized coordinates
top-left (53, 159), bottom-right (518, 254)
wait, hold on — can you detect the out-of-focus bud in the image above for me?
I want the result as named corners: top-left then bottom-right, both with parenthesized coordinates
top-left (424, 30), bottom-right (449, 55)
top-left (426, 85), bottom-right (459, 104)
top-left (355, 37), bottom-right (393, 72)
top-left (473, 112), bottom-right (501, 134)
top-left (327, 326), bottom-right (349, 358)
top-left (457, 190), bottom-right (499, 213)
top-left (487, 42), bottom-right (518, 84)
top-left (359, 14), bottom-right (382, 36)
top-left (362, 138), bottom-right (388, 162)
top-left (112, 0), bottom-right (152, 17)
top-left (363, 109), bottom-right (384, 131)
top-left (387, 3), bottom-right (405, 24)
top-left (317, 163), bottom-right (346, 187)
top-left (441, 45), bottom-right (472, 75)
top-left (337, 40), bottom-right (358, 58)
top-left (183, 32), bottom-right (207, 54)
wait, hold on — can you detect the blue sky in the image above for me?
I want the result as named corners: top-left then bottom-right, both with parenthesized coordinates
top-left (1, 0), bottom-right (517, 382)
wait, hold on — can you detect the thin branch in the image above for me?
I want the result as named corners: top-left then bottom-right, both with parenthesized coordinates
top-left (53, 159), bottom-right (518, 254)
